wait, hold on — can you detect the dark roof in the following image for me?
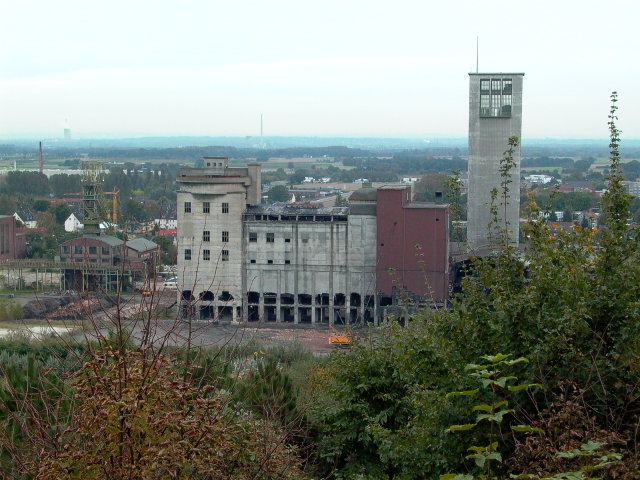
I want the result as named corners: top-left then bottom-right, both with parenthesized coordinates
top-left (349, 187), bottom-right (377, 202)
top-left (126, 237), bottom-right (158, 252)
top-left (157, 203), bottom-right (177, 220)
top-left (350, 204), bottom-right (376, 216)
top-left (60, 234), bottom-right (124, 247)
top-left (16, 207), bottom-right (37, 222)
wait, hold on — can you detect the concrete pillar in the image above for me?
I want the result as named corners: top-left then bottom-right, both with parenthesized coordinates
top-left (345, 298), bottom-right (350, 325)
top-left (275, 301), bottom-right (281, 322)
top-left (293, 302), bottom-right (299, 324)
top-left (259, 296), bottom-right (264, 322)
top-left (329, 299), bottom-right (335, 325)
top-left (374, 295), bottom-right (379, 325)
top-left (231, 305), bottom-right (238, 324)
top-left (242, 300), bottom-right (248, 322)
top-left (312, 306), bottom-right (318, 324)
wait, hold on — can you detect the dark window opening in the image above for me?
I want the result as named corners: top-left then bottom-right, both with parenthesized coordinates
top-left (219, 291), bottom-right (234, 301)
top-left (247, 291), bottom-right (260, 303)
top-left (298, 294), bottom-right (312, 305)
top-left (200, 291), bottom-right (215, 301)
top-left (184, 202), bottom-right (191, 213)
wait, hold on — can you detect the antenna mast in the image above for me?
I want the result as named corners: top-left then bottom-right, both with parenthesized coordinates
top-left (39, 141), bottom-right (43, 174)
top-left (260, 114), bottom-right (264, 149)
top-left (476, 36), bottom-right (479, 73)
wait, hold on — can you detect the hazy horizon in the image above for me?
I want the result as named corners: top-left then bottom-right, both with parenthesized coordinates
top-left (2, 1), bottom-right (638, 140)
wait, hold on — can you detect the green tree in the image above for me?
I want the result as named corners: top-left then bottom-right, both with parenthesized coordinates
top-left (32, 199), bottom-right (50, 212)
top-left (267, 185), bottom-right (290, 203)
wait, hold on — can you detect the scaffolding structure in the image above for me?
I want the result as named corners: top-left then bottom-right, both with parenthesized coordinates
top-left (82, 161), bottom-right (105, 236)
top-left (0, 259), bottom-right (145, 293)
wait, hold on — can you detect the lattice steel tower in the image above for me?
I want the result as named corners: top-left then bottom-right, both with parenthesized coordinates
top-left (81, 161), bottom-right (105, 236)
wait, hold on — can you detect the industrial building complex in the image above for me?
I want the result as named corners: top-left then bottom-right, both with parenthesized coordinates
top-left (176, 71), bottom-right (523, 324)
top-left (177, 159), bottom-right (448, 324)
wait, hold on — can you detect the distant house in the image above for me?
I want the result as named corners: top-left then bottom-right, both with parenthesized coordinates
top-left (524, 174), bottom-right (554, 184)
top-left (153, 203), bottom-right (177, 230)
top-left (65, 212), bottom-right (83, 232)
top-left (563, 181), bottom-right (596, 192)
top-left (126, 237), bottom-right (160, 277)
top-left (14, 207), bottom-right (37, 228)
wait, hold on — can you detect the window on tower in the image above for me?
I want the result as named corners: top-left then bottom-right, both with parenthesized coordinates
top-left (479, 77), bottom-right (513, 118)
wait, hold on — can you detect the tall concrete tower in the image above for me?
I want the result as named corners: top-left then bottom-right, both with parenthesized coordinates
top-left (467, 73), bottom-right (524, 249)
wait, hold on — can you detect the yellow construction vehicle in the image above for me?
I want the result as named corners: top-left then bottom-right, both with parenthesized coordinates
top-left (329, 325), bottom-right (352, 348)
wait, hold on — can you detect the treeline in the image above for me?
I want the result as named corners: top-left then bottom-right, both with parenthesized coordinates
top-left (343, 155), bottom-right (467, 174)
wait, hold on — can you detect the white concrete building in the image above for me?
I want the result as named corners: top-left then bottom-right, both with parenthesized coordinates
top-left (177, 157), bottom-right (261, 323)
top-left (177, 159), bottom-right (448, 324)
top-left (467, 73), bottom-right (524, 248)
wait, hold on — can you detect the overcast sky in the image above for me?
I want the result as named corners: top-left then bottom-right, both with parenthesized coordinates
top-left (1, 0), bottom-right (638, 140)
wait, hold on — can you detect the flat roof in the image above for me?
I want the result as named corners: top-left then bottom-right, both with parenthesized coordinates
top-left (469, 72), bottom-right (525, 76)
top-left (405, 202), bottom-right (449, 209)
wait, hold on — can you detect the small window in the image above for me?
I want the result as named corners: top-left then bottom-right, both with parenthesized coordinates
top-left (90, 258), bottom-right (97, 263)
top-left (222, 231), bottom-right (229, 243)
top-left (250, 259), bottom-right (256, 264)
top-left (102, 258), bottom-right (110, 263)
top-left (284, 260), bottom-right (290, 264)
top-left (74, 246), bottom-right (82, 254)
top-left (222, 202), bottom-right (229, 214)
top-left (301, 237), bottom-right (309, 244)
top-left (62, 246), bottom-right (69, 254)
top-left (203, 249), bottom-right (210, 261)
top-left (266, 233), bottom-right (274, 243)
top-left (89, 246), bottom-right (97, 254)
top-left (222, 250), bottom-right (229, 261)
top-left (203, 202), bottom-right (210, 214)
top-left (184, 249), bottom-right (191, 261)
top-left (184, 201), bottom-right (191, 213)
top-left (60, 257), bottom-right (67, 262)
top-left (249, 232), bottom-right (257, 242)
top-left (102, 247), bottom-right (109, 255)
top-left (284, 238), bottom-right (291, 243)
top-left (267, 259), bottom-right (273, 264)
top-left (203, 230), bottom-right (210, 242)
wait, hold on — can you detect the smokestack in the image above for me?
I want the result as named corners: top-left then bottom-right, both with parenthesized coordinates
top-left (39, 142), bottom-right (43, 175)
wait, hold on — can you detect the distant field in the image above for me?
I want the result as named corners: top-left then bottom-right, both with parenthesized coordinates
top-left (592, 157), bottom-right (639, 164)
top-left (521, 167), bottom-right (563, 173)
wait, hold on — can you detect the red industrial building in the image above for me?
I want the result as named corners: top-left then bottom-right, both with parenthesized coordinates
top-left (0, 215), bottom-right (26, 261)
top-left (376, 186), bottom-right (449, 305)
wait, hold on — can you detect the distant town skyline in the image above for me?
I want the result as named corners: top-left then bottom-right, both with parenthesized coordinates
top-left (1, 0), bottom-right (639, 140)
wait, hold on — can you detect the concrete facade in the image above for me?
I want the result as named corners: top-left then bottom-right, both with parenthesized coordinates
top-left (177, 160), bottom-right (449, 324)
top-left (467, 73), bottom-right (524, 248)
top-left (242, 206), bottom-right (377, 324)
top-left (176, 157), bottom-right (261, 322)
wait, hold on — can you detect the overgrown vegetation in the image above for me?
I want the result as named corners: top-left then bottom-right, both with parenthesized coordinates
top-left (1, 94), bottom-right (638, 478)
